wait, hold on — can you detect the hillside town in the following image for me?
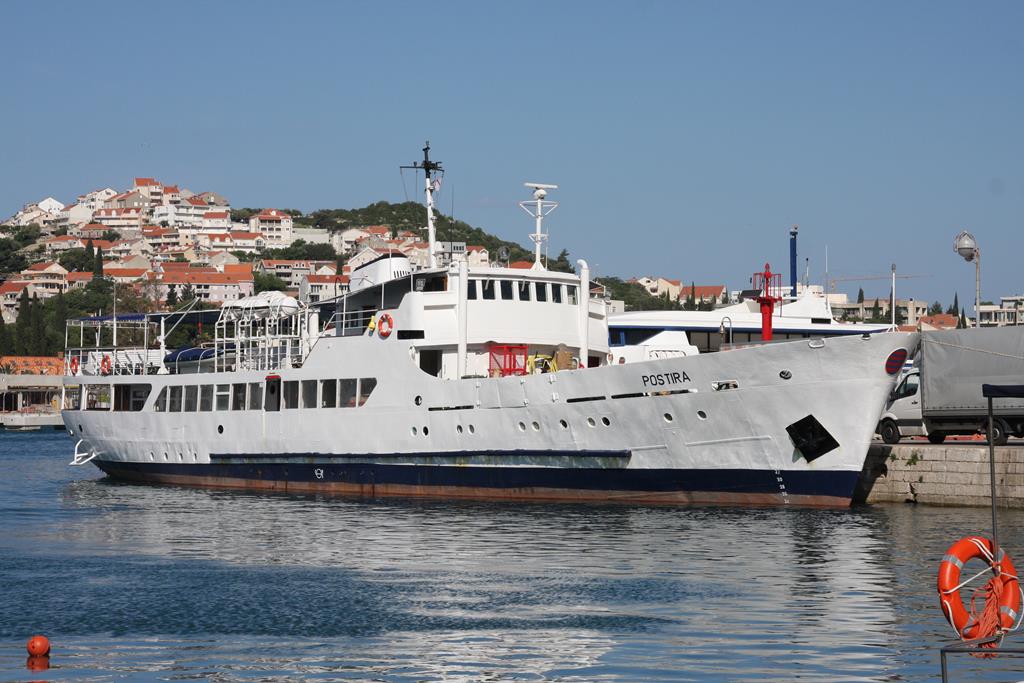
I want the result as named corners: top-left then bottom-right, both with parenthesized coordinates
top-left (1, 177), bottom-right (1020, 356)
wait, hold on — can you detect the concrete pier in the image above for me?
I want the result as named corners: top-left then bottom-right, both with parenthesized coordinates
top-left (855, 443), bottom-right (1024, 507)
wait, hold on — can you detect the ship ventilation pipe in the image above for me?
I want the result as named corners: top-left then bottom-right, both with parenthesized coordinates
top-left (789, 225), bottom-right (798, 297)
top-left (577, 259), bottom-right (590, 368)
top-left (457, 259), bottom-right (468, 378)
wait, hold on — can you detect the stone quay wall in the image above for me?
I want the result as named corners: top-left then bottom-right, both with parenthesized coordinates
top-left (855, 444), bottom-right (1024, 507)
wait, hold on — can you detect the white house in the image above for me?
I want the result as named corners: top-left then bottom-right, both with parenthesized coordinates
top-left (92, 207), bottom-right (143, 229)
top-left (299, 274), bottom-right (349, 303)
top-left (249, 209), bottom-right (293, 246)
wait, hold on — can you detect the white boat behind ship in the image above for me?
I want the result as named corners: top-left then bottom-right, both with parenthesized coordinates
top-left (60, 145), bottom-right (916, 506)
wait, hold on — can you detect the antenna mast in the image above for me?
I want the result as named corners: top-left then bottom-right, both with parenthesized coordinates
top-left (519, 182), bottom-right (558, 269)
top-left (401, 141), bottom-right (443, 268)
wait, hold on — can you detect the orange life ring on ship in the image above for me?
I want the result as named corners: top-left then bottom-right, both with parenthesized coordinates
top-left (378, 313), bottom-right (394, 339)
top-left (100, 354), bottom-right (113, 375)
top-left (938, 536), bottom-right (1022, 639)
top-left (69, 356), bottom-right (80, 375)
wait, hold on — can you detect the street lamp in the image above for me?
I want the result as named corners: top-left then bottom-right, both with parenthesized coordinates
top-left (953, 230), bottom-right (980, 328)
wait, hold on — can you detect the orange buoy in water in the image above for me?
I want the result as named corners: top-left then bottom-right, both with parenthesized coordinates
top-left (26, 635), bottom-right (50, 657)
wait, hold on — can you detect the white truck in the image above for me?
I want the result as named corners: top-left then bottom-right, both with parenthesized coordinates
top-left (877, 326), bottom-right (1024, 446)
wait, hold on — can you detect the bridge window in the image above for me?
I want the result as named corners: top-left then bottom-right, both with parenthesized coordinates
top-left (216, 384), bottom-right (230, 410)
top-left (467, 280), bottom-right (478, 300)
top-left (536, 282), bottom-right (548, 302)
top-left (339, 379), bottom-right (357, 407)
top-left (301, 380), bottom-right (318, 409)
top-left (248, 383), bottom-right (262, 410)
top-left (168, 386), bottom-right (182, 413)
top-left (357, 378), bottom-right (377, 406)
top-left (566, 285), bottom-right (578, 305)
top-left (518, 281), bottom-right (531, 301)
top-left (321, 379), bottom-right (337, 408)
top-left (283, 381), bottom-right (299, 409)
top-left (183, 385), bottom-right (198, 411)
top-left (200, 385), bottom-right (213, 411)
top-left (499, 280), bottom-right (513, 300)
top-left (481, 280), bottom-right (495, 300)
top-left (231, 383), bottom-right (246, 410)
top-left (154, 387), bottom-right (167, 412)
top-left (552, 284), bottom-right (563, 304)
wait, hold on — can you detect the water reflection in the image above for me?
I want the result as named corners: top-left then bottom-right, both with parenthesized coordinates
top-left (4, 434), bottom-right (1024, 680)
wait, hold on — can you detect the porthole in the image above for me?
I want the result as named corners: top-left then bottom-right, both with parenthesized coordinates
top-left (601, 417), bottom-right (610, 427)
top-left (411, 426), bottom-right (418, 436)
top-left (517, 421), bottom-right (527, 432)
top-left (468, 424), bottom-right (476, 434)
top-left (587, 417), bottom-right (596, 427)
top-left (663, 413), bottom-right (674, 423)
top-left (414, 395), bottom-right (423, 406)
top-left (456, 425), bottom-right (464, 434)
top-left (531, 421), bottom-right (540, 431)
top-left (217, 425), bottom-right (224, 434)
top-left (423, 426), bottom-right (429, 436)
top-left (148, 451), bottom-right (155, 461)
top-left (697, 410), bottom-right (708, 420)
top-left (559, 419), bottom-right (568, 429)
top-left (779, 370), bottom-right (792, 380)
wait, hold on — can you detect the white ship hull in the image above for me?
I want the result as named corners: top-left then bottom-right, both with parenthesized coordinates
top-left (64, 331), bottom-right (915, 507)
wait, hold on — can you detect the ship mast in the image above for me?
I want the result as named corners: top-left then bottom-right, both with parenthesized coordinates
top-left (402, 142), bottom-right (444, 269)
top-left (520, 182), bottom-right (558, 269)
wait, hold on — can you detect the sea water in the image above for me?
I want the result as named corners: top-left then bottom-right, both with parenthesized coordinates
top-left (1, 430), bottom-right (1023, 682)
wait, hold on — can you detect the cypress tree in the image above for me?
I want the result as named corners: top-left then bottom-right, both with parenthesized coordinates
top-left (0, 316), bottom-right (12, 356)
top-left (31, 294), bottom-right (46, 355)
top-left (51, 291), bottom-right (68, 355)
top-left (857, 287), bottom-right (864, 304)
top-left (14, 288), bottom-right (31, 355)
top-left (871, 298), bottom-right (880, 321)
top-left (85, 239), bottom-right (95, 263)
top-left (166, 284), bottom-right (178, 308)
top-left (93, 247), bottom-right (105, 279)
top-left (948, 293), bottom-right (959, 316)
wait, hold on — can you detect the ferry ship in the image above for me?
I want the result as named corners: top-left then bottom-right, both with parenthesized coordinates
top-left (61, 146), bottom-right (915, 506)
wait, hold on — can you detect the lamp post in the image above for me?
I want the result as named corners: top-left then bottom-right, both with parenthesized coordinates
top-left (953, 231), bottom-right (980, 328)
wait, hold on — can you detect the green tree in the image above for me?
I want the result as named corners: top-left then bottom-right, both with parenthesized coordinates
top-left (871, 298), bottom-right (881, 321)
top-left (31, 294), bottom-right (46, 355)
top-left (58, 248), bottom-right (94, 272)
top-left (948, 293), bottom-right (959, 316)
top-left (0, 238), bottom-right (28, 273)
top-left (85, 239), bottom-right (95, 263)
top-left (0, 316), bottom-right (12, 355)
top-left (49, 291), bottom-right (68, 354)
top-left (254, 272), bottom-right (288, 293)
top-left (959, 308), bottom-right (968, 329)
top-left (165, 284), bottom-right (178, 308)
top-left (180, 283), bottom-right (196, 302)
top-left (928, 301), bottom-right (943, 316)
top-left (14, 288), bottom-right (31, 354)
top-left (101, 229), bottom-right (121, 242)
top-left (93, 247), bottom-right (105, 279)
top-left (857, 287), bottom-right (864, 304)
top-left (547, 248), bottom-right (574, 273)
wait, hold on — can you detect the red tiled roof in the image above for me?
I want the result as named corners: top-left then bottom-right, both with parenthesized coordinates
top-left (25, 262), bottom-right (57, 272)
top-left (254, 209), bottom-right (289, 220)
top-left (223, 263), bottom-right (253, 276)
top-left (134, 177), bottom-right (159, 187)
top-left (185, 197), bottom-right (207, 207)
top-left (364, 226), bottom-right (389, 235)
top-left (0, 281), bottom-right (29, 295)
top-left (229, 231), bottom-right (262, 239)
top-left (160, 272), bottom-right (252, 285)
top-left (919, 313), bottom-right (959, 329)
top-left (104, 268), bottom-right (148, 279)
top-left (163, 185), bottom-right (179, 193)
top-left (305, 274), bottom-right (349, 284)
top-left (0, 356), bottom-right (64, 375)
top-left (67, 272), bottom-right (94, 282)
top-left (204, 211), bottom-right (229, 220)
top-left (466, 245), bottom-right (487, 252)
top-left (508, 261), bottom-right (533, 269)
top-left (681, 285), bottom-right (726, 299)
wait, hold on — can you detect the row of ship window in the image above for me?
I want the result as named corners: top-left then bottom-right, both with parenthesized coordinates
top-left (468, 279), bottom-right (578, 304)
top-left (153, 378), bottom-right (378, 412)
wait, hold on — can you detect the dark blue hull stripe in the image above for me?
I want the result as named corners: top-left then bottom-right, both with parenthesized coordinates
top-left (209, 449), bottom-right (631, 461)
top-left (95, 461), bottom-right (861, 500)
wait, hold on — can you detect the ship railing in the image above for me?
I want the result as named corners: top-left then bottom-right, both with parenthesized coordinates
top-left (65, 346), bottom-right (165, 377)
top-left (320, 307), bottom-right (381, 338)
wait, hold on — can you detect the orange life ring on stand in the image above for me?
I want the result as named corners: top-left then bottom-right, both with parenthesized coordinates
top-left (69, 356), bottom-right (80, 375)
top-left (100, 354), bottom-right (113, 375)
top-left (938, 536), bottom-right (1022, 639)
top-left (378, 313), bottom-right (394, 339)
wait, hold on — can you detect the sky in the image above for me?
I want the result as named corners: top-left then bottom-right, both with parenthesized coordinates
top-left (3, 1), bottom-right (1022, 311)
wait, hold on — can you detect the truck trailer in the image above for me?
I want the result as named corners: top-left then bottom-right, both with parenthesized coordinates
top-left (877, 326), bottom-right (1024, 445)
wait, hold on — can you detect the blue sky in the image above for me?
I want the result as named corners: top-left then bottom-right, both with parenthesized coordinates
top-left (3, 1), bottom-right (1022, 310)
